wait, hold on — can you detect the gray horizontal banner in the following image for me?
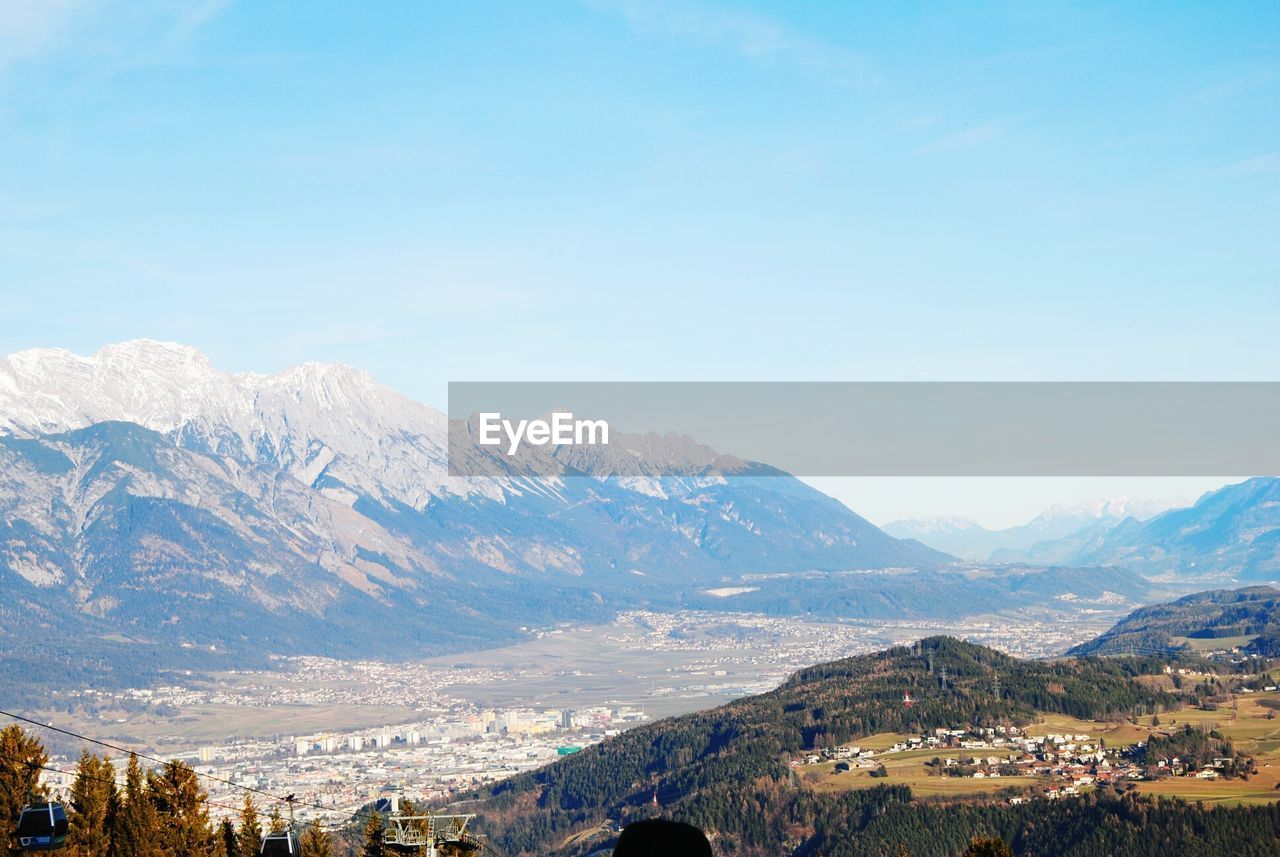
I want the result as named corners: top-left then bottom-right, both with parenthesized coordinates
top-left (446, 382), bottom-right (1280, 477)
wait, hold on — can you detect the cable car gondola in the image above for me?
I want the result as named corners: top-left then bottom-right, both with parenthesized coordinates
top-left (259, 794), bottom-right (299, 856)
top-left (259, 831), bottom-right (299, 856)
top-left (16, 802), bottom-right (68, 852)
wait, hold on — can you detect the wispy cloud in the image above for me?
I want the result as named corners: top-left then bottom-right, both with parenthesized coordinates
top-left (0, 0), bottom-right (235, 79)
top-left (1213, 151), bottom-right (1280, 176)
top-left (0, 0), bottom-right (90, 68)
top-left (587, 0), bottom-right (877, 86)
top-left (166, 0), bottom-right (231, 48)
top-left (912, 120), bottom-right (1006, 156)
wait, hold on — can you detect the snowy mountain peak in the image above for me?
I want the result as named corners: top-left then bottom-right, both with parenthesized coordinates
top-left (0, 340), bottom-right (426, 428)
top-left (1033, 496), bottom-right (1184, 526)
top-left (0, 340), bottom-right (468, 508)
top-left (98, 338), bottom-right (214, 367)
top-left (883, 515), bottom-right (986, 535)
top-left (7, 339), bottom-right (219, 386)
top-left (274, 359), bottom-right (378, 390)
top-left (885, 494), bottom-right (1194, 561)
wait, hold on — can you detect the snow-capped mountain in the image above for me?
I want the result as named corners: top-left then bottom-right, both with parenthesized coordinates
top-left (1034, 497), bottom-right (1181, 528)
top-left (0, 341), bottom-right (950, 676)
top-left (0, 340), bottom-right (491, 508)
top-left (883, 516), bottom-right (986, 536)
top-left (886, 497), bottom-right (1185, 562)
top-left (1061, 478), bottom-right (1280, 582)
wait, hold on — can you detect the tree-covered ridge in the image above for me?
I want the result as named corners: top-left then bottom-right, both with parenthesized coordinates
top-left (1247, 628), bottom-right (1280, 657)
top-left (463, 637), bottom-right (1181, 855)
top-left (1067, 586), bottom-right (1280, 657)
top-left (775, 636), bottom-right (1174, 739)
top-left (787, 787), bottom-right (1280, 857)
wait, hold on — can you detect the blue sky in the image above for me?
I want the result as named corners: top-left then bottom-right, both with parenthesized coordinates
top-left (1, 1), bottom-right (1277, 524)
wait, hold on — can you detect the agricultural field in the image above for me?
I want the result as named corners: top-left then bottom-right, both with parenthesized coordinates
top-left (1170, 634), bottom-right (1259, 652)
top-left (1130, 692), bottom-right (1280, 805)
top-left (803, 747), bottom-right (1039, 797)
top-left (801, 689), bottom-right (1280, 806)
top-left (801, 741), bottom-right (1041, 799)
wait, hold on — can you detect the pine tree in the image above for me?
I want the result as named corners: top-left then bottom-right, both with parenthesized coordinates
top-left (962, 835), bottom-right (1015, 857)
top-left (67, 750), bottom-right (116, 857)
top-left (266, 805), bottom-right (286, 834)
top-left (0, 725), bottom-right (48, 857)
top-left (362, 810), bottom-right (384, 857)
top-left (299, 819), bottom-right (331, 857)
top-left (148, 760), bottom-right (213, 857)
top-left (235, 795), bottom-right (263, 857)
top-left (105, 775), bottom-right (123, 856)
top-left (217, 818), bottom-right (237, 857)
top-left (111, 754), bottom-right (162, 857)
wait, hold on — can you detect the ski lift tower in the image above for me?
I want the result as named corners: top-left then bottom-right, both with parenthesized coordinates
top-left (382, 796), bottom-right (481, 856)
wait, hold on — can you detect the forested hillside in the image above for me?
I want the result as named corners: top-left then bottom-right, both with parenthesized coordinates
top-left (458, 637), bottom-right (1218, 855)
top-left (1068, 586), bottom-right (1280, 657)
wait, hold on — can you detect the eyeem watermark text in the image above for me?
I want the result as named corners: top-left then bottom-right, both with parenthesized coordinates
top-left (451, 382), bottom-right (1280, 476)
top-left (477, 412), bottom-right (610, 456)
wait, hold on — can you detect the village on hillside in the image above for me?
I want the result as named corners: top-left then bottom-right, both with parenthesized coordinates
top-left (795, 720), bottom-right (1253, 802)
top-left (792, 660), bottom-right (1280, 806)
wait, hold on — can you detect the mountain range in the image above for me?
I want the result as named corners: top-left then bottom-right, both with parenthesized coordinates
top-left (891, 481), bottom-right (1280, 583)
top-left (885, 497), bottom-right (1182, 563)
top-left (3, 341), bottom-right (1277, 690)
top-left (1060, 478), bottom-right (1280, 582)
top-left (0, 341), bottom-right (951, 684)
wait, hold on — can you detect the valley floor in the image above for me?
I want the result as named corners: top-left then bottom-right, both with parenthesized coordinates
top-left (35, 609), bottom-right (1116, 749)
top-left (21, 610), bottom-right (1121, 824)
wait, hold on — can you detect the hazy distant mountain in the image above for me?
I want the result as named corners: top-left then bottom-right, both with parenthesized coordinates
top-left (1067, 585), bottom-right (1280, 657)
top-left (0, 341), bottom-right (954, 677)
top-left (881, 516), bottom-right (994, 559)
top-left (1058, 478), bottom-right (1280, 583)
top-left (885, 497), bottom-right (1180, 561)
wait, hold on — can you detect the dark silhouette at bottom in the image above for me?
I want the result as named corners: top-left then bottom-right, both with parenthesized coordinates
top-left (613, 819), bottom-right (713, 856)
